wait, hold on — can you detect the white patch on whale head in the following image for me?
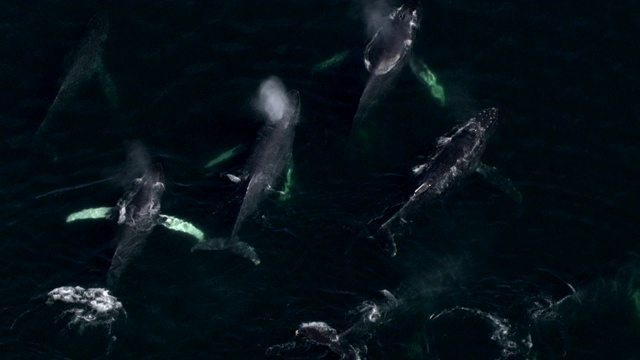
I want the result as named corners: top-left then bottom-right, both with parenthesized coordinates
top-left (254, 76), bottom-right (292, 124)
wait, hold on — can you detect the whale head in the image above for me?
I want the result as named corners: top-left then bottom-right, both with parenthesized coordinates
top-left (364, 0), bottom-right (422, 75)
top-left (472, 107), bottom-right (499, 138)
top-left (118, 163), bottom-right (164, 230)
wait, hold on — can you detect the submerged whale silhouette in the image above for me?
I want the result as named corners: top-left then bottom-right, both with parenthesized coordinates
top-left (372, 108), bottom-right (521, 256)
top-left (37, 13), bottom-right (118, 140)
top-left (193, 77), bottom-right (301, 265)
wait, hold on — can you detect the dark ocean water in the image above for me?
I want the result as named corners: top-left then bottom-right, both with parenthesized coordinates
top-left (1, 1), bottom-right (639, 359)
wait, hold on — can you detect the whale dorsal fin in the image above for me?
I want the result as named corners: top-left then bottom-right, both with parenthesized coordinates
top-left (192, 238), bottom-right (261, 265)
top-left (157, 215), bottom-right (205, 242)
top-left (66, 207), bottom-right (113, 223)
top-left (476, 162), bottom-right (523, 203)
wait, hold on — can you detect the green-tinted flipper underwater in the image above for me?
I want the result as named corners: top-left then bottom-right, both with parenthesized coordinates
top-left (158, 214), bottom-right (205, 242)
top-left (476, 162), bottom-right (523, 203)
top-left (278, 163), bottom-right (295, 201)
top-left (204, 144), bottom-right (247, 169)
top-left (410, 56), bottom-right (446, 106)
top-left (66, 207), bottom-right (113, 223)
top-left (311, 50), bottom-right (350, 73)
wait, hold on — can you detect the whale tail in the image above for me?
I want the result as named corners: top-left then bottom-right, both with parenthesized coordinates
top-left (192, 237), bottom-right (260, 265)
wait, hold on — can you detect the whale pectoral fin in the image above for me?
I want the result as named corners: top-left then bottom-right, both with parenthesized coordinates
top-left (476, 162), bottom-right (523, 203)
top-left (224, 173), bottom-right (244, 183)
top-left (191, 237), bottom-right (228, 251)
top-left (96, 59), bottom-right (119, 110)
top-left (192, 238), bottom-right (260, 265)
top-left (409, 56), bottom-right (446, 107)
top-left (204, 144), bottom-right (247, 169)
top-left (278, 162), bottom-right (294, 201)
top-left (66, 207), bottom-right (114, 223)
top-left (157, 214), bottom-right (205, 242)
top-left (311, 50), bottom-right (351, 73)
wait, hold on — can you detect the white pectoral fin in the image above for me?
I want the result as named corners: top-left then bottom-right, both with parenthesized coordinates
top-left (158, 215), bottom-right (205, 242)
top-left (476, 162), bottom-right (523, 203)
top-left (225, 174), bottom-right (243, 183)
top-left (66, 207), bottom-right (113, 223)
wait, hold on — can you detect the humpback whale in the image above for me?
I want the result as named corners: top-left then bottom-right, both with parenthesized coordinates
top-left (66, 163), bottom-right (205, 286)
top-left (193, 77), bottom-right (300, 265)
top-left (364, 0), bottom-right (422, 76)
top-left (293, 290), bottom-right (398, 360)
top-left (351, 0), bottom-right (422, 142)
top-left (372, 108), bottom-right (520, 256)
top-left (37, 13), bottom-right (118, 139)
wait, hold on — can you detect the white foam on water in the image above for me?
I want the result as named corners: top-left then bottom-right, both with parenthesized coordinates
top-left (47, 286), bottom-right (125, 329)
top-left (431, 306), bottom-right (530, 359)
top-left (297, 321), bottom-right (339, 343)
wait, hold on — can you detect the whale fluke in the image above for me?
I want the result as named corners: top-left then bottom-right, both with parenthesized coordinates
top-left (191, 237), bottom-right (261, 265)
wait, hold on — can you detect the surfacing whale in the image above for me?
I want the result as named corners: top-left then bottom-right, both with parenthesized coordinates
top-left (364, 0), bottom-right (422, 76)
top-left (37, 13), bottom-right (118, 139)
top-left (193, 77), bottom-right (301, 265)
top-left (292, 290), bottom-right (398, 360)
top-left (372, 108), bottom-right (520, 256)
top-left (67, 163), bottom-right (205, 285)
top-left (350, 0), bottom-right (422, 143)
